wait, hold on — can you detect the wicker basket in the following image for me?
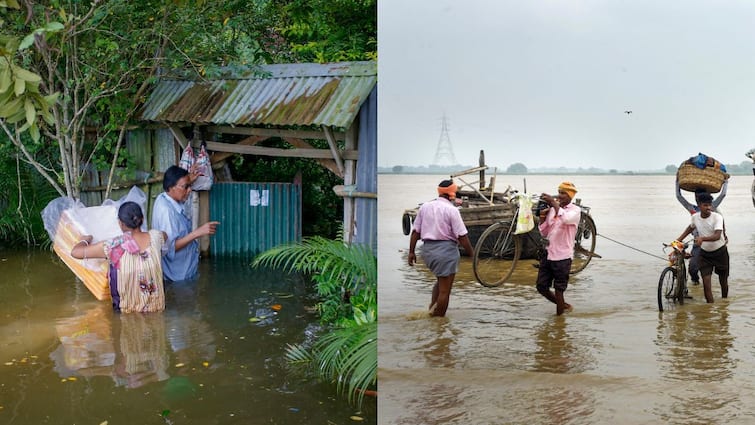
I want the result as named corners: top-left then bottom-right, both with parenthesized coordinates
top-left (677, 162), bottom-right (729, 193)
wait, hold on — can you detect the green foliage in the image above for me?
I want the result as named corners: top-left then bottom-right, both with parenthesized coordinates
top-left (0, 37), bottom-right (59, 143)
top-left (253, 235), bottom-right (376, 325)
top-left (0, 0), bottom-right (376, 244)
top-left (285, 321), bottom-right (376, 408)
top-left (252, 235), bottom-right (377, 407)
top-left (276, 0), bottom-right (377, 63)
top-left (0, 151), bottom-right (57, 246)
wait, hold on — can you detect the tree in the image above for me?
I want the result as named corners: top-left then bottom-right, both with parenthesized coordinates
top-left (506, 162), bottom-right (528, 174)
top-left (392, 165), bottom-right (403, 173)
top-left (0, 0), bottom-right (377, 243)
top-left (275, 0), bottom-right (377, 63)
top-left (665, 164), bottom-right (677, 174)
top-left (0, 0), bottom-right (332, 200)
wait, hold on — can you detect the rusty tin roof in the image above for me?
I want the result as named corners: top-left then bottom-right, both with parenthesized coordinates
top-left (138, 61), bottom-right (377, 129)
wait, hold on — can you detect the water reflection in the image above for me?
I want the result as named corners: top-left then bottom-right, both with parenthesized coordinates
top-left (531, 317), bottom-right (596, 374)
top-left (113, 313), bottom-right (170, 388)
top-left (419, 318), bottom-right (458, 368)
top-left (51, 304), bottom-right (171, 388)
top-left (51, 304), bottom-right (116, 379)
top-left (655, 304), bottom-right (735, 382)
top-left (50, 284), bottom-right (217, 390)
top-left (2, 250), bottom-right (376, 424)
top-left (164, 279), bottom-right (217, 367)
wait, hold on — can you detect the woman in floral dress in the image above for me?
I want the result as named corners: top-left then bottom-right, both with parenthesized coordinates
top-left (71, 201), bottom-right (168, 313)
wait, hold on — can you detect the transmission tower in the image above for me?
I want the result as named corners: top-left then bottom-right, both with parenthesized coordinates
top-left (433, 114), bottom-right (457, 166)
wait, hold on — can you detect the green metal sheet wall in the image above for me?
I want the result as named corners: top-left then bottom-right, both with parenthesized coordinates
top-left (209, 182), bottom-right (302, 257)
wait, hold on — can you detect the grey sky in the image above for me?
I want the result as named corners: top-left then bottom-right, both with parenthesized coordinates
top-left (377, 0), bottom-right (755, 171)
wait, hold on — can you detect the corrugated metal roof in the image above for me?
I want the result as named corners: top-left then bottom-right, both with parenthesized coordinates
top-left (139, 61), bottom-right (377, 129)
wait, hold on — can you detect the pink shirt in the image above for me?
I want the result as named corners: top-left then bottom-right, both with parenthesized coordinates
top-left (413, 197), bottom-right (468, 241)
top-left (538, 202), bottom-right (581, 261)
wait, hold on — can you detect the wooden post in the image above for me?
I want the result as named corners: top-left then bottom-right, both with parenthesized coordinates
top-left (479, 150), bottom-right (486, 189)
top-left (342, 121), bottom-right (358, 244)
top-left (199, 190), bottom-right (210, 255)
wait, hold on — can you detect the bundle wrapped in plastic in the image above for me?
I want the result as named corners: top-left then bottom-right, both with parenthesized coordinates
top-left (41, 187), bottom-right (148, 300)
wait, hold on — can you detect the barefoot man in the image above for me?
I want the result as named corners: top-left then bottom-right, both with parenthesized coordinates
top-left (675, 191), bottom-right (729, 303)
top-left (536, 181), bottom-right (581, 315)
top-left (408, 179), bottom-right (474, 317)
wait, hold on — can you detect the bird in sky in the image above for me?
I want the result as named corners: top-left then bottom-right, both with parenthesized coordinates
top-left (624, 110), bottom-right (632, 115)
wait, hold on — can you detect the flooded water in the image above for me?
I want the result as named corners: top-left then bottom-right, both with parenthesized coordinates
top-left (0, 252), bottom-right (376, 424)
top-left (378, 173), bottom-right (755, 425)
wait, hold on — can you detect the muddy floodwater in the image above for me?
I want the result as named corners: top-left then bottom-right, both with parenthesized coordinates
top-left (0, 254), bottom-right (376, 424)
top-left (378, 173), bottom-right (755, 425)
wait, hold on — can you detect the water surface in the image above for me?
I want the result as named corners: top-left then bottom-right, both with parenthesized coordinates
top-left (379, 173), bottom-right (755, 425)
top-left (0, 253), bottom-right (376, 424)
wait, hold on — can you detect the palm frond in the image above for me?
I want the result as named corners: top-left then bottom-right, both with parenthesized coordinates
top-left (304, 321), bottom-right (377, 408)
top-left (252, 234), bottom-right (377, 408)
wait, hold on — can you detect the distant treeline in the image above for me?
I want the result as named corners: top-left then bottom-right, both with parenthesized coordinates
top-left (380, 161), bottom-right (754, 176)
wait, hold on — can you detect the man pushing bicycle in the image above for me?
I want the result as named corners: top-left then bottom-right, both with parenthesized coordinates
top-left (675, 192), bottom-right (729, 303)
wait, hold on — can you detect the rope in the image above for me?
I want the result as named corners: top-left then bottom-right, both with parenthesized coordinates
top-left (597, 233), bottom-right (667, 261)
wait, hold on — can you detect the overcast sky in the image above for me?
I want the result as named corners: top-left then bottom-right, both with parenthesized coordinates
top-left (377, 1), bottom-right (755, 171)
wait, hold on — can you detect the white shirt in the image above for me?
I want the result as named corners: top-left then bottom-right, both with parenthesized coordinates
top-left (690, 211), bottom-right (725, 252)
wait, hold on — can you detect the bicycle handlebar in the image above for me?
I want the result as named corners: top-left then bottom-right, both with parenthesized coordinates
top-left (663, 239), bottom-right (691, 251)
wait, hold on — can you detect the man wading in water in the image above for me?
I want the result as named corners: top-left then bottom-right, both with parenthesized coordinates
top-left (675, 192), bottom-right (729, 303)
top-left (408, 179), bottom-right (474, 317)
top-left (536, 182), bottom-right (581, 315)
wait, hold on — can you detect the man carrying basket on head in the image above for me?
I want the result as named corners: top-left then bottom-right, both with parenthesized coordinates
top-left (675, 153), bottom-right (729, 287)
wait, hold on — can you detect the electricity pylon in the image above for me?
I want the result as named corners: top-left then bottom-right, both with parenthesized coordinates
top-left (433, 114), bottom-right (457, 166)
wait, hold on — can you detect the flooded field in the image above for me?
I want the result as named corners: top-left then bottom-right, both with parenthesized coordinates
top-left (378, 173), bottom-right (755, 425)
top-left (0, 252), bottom-right (376, 424)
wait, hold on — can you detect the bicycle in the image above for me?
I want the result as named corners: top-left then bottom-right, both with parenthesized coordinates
top-left (472, 192), bottom-right (598, 287)
top-left (657, 239), bottom-right (692, 312)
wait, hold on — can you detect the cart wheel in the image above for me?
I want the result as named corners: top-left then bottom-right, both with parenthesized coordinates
top-left (401, 213), bottom-right (412, 236)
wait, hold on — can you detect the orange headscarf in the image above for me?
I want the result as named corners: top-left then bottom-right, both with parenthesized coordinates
top-left (437, 182), bottom-right (458, 200)
top-left (558, 181), bottom-right (577, 199)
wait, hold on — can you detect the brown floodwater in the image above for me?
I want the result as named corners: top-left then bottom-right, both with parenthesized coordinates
top-left (0, 253), bottom-right (376, 424)
top-left (378, 173), bottom-right (755, 425)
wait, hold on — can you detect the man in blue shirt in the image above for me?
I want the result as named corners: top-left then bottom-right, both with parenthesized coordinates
top-left (152, 165), bottom-right (220, 281)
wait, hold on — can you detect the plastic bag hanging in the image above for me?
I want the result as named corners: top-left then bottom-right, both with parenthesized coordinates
top-left (514, 195), bottom-right (534, 235)
top-left (192, 144), bottom-right (214, 191)
top-left (179, 144), bottom-right (195, 171)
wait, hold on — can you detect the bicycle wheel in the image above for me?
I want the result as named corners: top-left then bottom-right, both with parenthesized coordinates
top-left (473, 220), bottom-right (522, 287)
top-left (570, 213), bottom-right (597, 274)
top-left (658, 266), bottom-right (677, 312)
top-left (675, 258), bottom-right (687, 305)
